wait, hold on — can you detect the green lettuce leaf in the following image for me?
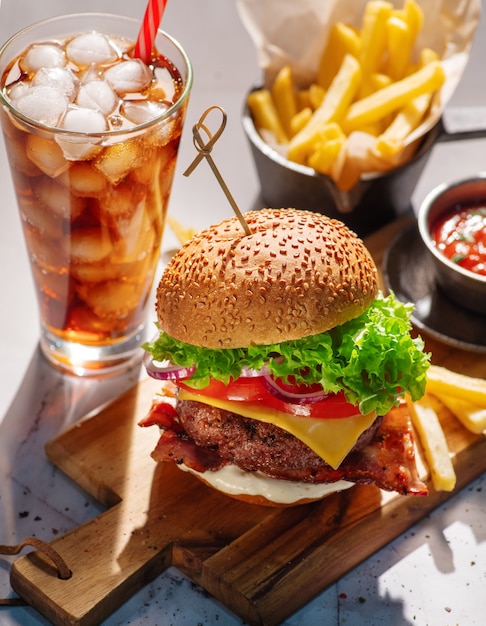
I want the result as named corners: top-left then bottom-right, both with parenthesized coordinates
top-left (144, 291), bottom-right (430, 415)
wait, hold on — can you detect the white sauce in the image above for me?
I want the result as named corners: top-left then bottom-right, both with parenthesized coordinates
top-left (180, 463), bottom-right (354, 504)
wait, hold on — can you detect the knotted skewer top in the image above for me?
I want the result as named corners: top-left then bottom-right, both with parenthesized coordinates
top-left (183, 106), bottom-right (252, 236)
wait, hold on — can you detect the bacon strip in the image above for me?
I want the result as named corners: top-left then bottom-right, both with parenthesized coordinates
top-left (265, 404), bottom-right (427, 495)
top-left (141, 398), bottom-right (427, 496)
top-left (150, 429), bottom-right (225, 473)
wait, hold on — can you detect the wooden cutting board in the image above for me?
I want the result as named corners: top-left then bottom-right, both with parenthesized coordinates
top-left (10, 218), bottom-right (486, 626)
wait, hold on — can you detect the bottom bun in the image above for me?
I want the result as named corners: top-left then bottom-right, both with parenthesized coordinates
top-left (180, 462), bottom-right (354, 507)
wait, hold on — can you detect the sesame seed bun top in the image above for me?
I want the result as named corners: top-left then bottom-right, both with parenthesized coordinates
top-left (156, 208), bottom-right (378, 348)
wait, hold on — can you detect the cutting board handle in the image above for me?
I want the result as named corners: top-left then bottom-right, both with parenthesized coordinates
top-left (10, 501), bottom-right (173, 626)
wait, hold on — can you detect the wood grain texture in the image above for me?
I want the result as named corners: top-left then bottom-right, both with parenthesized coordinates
top-left (10, 217), bottom-right (486, 626)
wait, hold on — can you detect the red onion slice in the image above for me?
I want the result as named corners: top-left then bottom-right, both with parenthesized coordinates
top-left (262, 373), bottom-right (329, 405)
top-left (143, 351), bottom-right (196, 381)
top-left (239, 365), bottom-right (270, 378)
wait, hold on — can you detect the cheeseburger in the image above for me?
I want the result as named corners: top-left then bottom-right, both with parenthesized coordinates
top-left (140, 208), bottom-right (430, 506)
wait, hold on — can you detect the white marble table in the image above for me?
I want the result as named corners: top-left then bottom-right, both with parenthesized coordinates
top-left (1, 1), bottom-right (485, 625)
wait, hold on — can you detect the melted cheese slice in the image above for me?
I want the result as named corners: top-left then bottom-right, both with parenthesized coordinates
top-left (177, 388), bottom-right (377, 470)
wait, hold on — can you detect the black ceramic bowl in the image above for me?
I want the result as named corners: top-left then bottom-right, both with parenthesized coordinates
top-left (417, 174), bottom-right (486, 315)
top-left (243, 92), bottom-right (442, 238)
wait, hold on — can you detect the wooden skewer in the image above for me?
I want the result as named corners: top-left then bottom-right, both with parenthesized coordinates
top-left (183, 105), bottom-right (252, 236)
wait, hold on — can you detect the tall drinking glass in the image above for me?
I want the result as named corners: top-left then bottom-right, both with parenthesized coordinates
top-left (0, 13), bottom-right (192, 375)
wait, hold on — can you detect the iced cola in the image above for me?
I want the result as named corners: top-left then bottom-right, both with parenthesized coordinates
top-left (0, 14), bottom-right (192, 374)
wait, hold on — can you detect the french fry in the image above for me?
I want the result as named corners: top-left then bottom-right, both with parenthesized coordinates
top-left (317, 22), bottom-right (361, 90)
top-left (271, 65), bottom-right (298, 138)
top-left (167, 216), bottom-right (198, 246)
top-left (308, 84), bottom-right (326, 110)
top-left (426, 365), bottom-right (486, 407)
top-left (290, 107), bottom-right (313, 136)
top-left (406, 393), bottom-right (456, 492)
top-left (309, 137), bottom-right (345, 176)
top-left (359, 1), bottom-right (393, 95)
top-left (247, 0), bottom-right (444, 186)
top-left (342, 60), bottom-right (445, 133)
top-left (403, 0), bottom-right (424, 40)
top-left (433, 394), bottom-right (486, 435)
top-left (360, 72), bottom-right (393, 99)
top-left (294, 85), bottom-right (326, 115)
top-left (308, 123), bottom-right (346, 175)
top-left (420, 47), bottom-right (440, 66)
top-left (385, 16), bottom-right (414, 81)
top-left (370, 73), bottom-right (393, 91)
top-left (374, 92), bottom-right (431, 156)
top-left (247, 89), bottom-right (289, 144)
top-left (296, 90), bottom-right (312, 111)
top-left (385, 0), bottom-right (424, 80)
top-left (363, 73), bottom-right (394, 129)
top-left (359, 122), bottom-right (385, 136)
top-left (391, 7), bottom-right (406, 21)
top-left (375, 35), bottom-right (438, 158)
top-left (316, 122), bottom-right (346, 142)
top-left (288, 53), bottom-right (361, 164)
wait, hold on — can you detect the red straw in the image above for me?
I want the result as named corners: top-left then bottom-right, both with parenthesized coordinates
top-left (133, 0), bottom-right (168, 63)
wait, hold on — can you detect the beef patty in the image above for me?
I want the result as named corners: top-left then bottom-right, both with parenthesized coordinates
top-left (177, 399), bottom-right (384, 482)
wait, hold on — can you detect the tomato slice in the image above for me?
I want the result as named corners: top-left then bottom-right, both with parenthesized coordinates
top-left (178, 377), bottom-right (360, 419)
top-left (264, 374), bottom-right (327, 402)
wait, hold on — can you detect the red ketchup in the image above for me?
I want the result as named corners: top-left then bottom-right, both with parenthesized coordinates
top-left (432, 203), bottom-right (486, 276)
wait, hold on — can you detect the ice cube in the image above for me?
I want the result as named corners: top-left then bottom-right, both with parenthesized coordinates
top-left (64, 162), bottom-right (108, 198)
top-left (94, 141), bottom-right (145, 185)
top-left (25, 228), bottom-right (69, 273)
top-left (77, 279), bottom-right (143, 319)
top-left (15, 86), bottom-right (68, 126)
top-left (106, 114), bottom-right (135, 132)
top-left (70, 259), bottom-right (122, 283)
top-left (105, 59), bottom-right (152, 95)
top-left (66, 32), bottom-right (119, 68)
top-left (56, 107), bottom-right (107, 161)
top-left (5, 133), bottom-right (41, 176)
top-left (32, 177), bottom-right (86, 220)
top-left (61, 107), bottom-right (107, 134)
top-left (67, 306), bottom-right (116, 333)
top-left (26, 134), bottom-right (70, 177)
top-left (98, 182), bottom-right (142, 225)
top-left (32, 263), bottom-right (71, 303)
top-left (64, 227), bottom-right (113, 263)
top-left (114, 206), bottom-right (157, 261)
top-left (76, 80), bottom-right (118, 116)
top-left (152, 65), bottom-right (177, 101)
top-left (80, 65), bottom-right (103, 82)
top-left (32, 67), bottom-right (79, 102)
top-left (160, 119), bottom-right (181, 148)
top-left (19, 196), bottom-right (63, 236)
top-left (21, 43), bottom-right (66, 73)
top-left (6, 81), bottom-right (29, 103)
top-left (120, 100), bottom-right (169, 125)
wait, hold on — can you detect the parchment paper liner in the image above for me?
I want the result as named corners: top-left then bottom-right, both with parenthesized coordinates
top-left (237, 0), bottom-right (481, 187)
